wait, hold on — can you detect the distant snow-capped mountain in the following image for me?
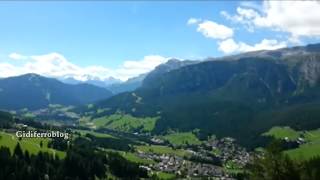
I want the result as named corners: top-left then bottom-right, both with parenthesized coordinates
top-left (59, 76), bottom-right (122, 88)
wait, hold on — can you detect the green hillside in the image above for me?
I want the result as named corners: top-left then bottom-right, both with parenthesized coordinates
top-left (0, 131), bottom-right (65, 158)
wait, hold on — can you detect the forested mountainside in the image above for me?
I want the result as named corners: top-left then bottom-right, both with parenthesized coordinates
top-left (81, 43), bottom-right (320, 147)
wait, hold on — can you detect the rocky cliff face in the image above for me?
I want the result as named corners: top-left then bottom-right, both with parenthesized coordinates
top-left (296, 54), bottom-right (320, 88)
top-left (142, 59), bottom-right (198, 87)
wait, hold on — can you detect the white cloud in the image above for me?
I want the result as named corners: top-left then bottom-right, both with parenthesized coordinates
top-left (8, 53), bottom-right (27, 60)
top-left (116, 55), bottom-right (168, 80)
top-left (239, 1), bottom-right (263, 11)
top-left (222, 7), bottom-right (259, 22)
top-left (218, 39), bottom-right (240, 54)
top-left (248, 39), bottom-right (287, 51)
top-left (0, 63), bottom-right (23, 77)
top-left (197, 20), bottom-right (234, 40)
top-left (188, 13), bottom-right (287, 55)
top-left (187, 18), bottom-right (202, 25)
top-left (0, 53), bottom-right (170, 81)
top-left (222, 1), bottom-right (320, 39)
top-left (188, 18), bottom-right (234, 40)
top-left (221, 7), bottom-right (261, 32)
top-left (218, 38), bottom-right (287, 54)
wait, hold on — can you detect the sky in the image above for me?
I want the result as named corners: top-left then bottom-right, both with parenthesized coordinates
top-left (0, 1), bottom-right (320, 81)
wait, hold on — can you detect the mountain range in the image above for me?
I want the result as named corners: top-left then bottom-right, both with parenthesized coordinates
top-left (58, 58), bottom-right (199, 94)
top-left (59, 75), bottom-right (142, 94)
top-left (1, 43), bottom-right (320, 147)
top-left (0, 73), bottom-right (113, 110)
top-left (59, 76), bottom-right (122, 88)
top-left (106, 73), bottom-right (147, 94)
top-left (0, 57), bottom-right (197, 110)
top-left (81, 43), bottom-right (320, 147)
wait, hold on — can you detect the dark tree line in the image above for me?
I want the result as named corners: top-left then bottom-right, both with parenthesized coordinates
top-left (0, 111), bottom-right (13, 128)
top-left (84, 133), bottom-right (137, 151)
top-left (0, 139), bottom-right (148, 180)
top-left (47, 137), bottom-right (69, 151)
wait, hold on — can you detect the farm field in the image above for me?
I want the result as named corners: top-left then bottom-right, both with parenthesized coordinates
top-left (263, 127), bottom-right (320, 160)
top-left (263, 126), bottom-right (301, 140)
top-left (74, 129), bottom-right (116, 139)
top-left (102, 148), bottom-right (155, 164)
top-left (121, 152), bottom-right (156, 165)
top-left (163, 132), bottom-right (201, 146)
top-left (135, 145), bottom-right (190, 157)
top-left (92, 114), bottom-right (158, 133)
top-left (285, 141), bottom-right (320, 161)
top-left (154, 171), bottom-right (176, 180)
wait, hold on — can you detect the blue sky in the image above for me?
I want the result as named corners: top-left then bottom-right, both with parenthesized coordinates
top-left (0, 1), bottom-right (319, 80)
top-left (0, 2), bottom-right (239, 67)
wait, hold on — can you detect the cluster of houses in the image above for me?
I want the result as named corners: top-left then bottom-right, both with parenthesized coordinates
top-left (137, 151), bottom-right (230, 178)
top-left (135, 136), bottom-right (252, 179)
top-left (283, 136), bottom-right (305, 144)
top-left (214, 137), bottom-right (251, 167)
top-left (282, 136), bottom-right (306, 150)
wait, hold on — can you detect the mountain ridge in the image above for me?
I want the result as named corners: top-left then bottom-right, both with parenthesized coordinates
top-left (82, 43), bottom-right (320, 147)
top-left (0, 73), bottom-right (113, 110)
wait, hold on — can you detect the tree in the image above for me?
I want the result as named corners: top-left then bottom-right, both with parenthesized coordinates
top-left (300, 157), bottom-right (320, 180)
top-left (24, 150), bottom-right (30, 163)
top-left (13, 143), bottom-right (23, 158)
top-left (0, 146), bottom-right (11, 164)
top-left (248, 140), bottom-right (300, 180)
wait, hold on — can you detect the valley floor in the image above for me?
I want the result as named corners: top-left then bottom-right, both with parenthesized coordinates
top-left (1, 109), bottom-right (320, 179)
